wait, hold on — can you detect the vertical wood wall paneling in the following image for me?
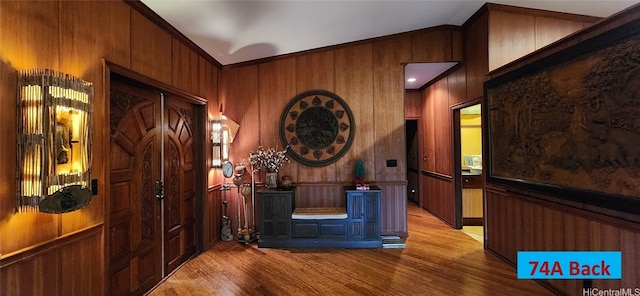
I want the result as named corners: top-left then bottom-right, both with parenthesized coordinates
top-left (534, 17), bottom-right (586, 50)
top-left (485, 188), bottom-right (640, 295)
top-left (130, 9), bottom-right (172, 85)
top-left (421, 88), bottom-right (435, 173)
top-left (404, 90), bottom-right (421, 119)
top-left (451, 29), bottom-right (465, 62)
top-left (219, 65), bottom-right (259, 232)
top-left (421, 175), bottom-right (454, 226)
top-left (446, 66), bottom-right (467, 107)
top-left (202, 57), bottom-right (220, 187)
top-left (295, 51), bottom-right (336, 182)
top-left (256, 58), bottom-right (297, 229)
top-left (372, 37), bottom-right (410, 235)
top-left (433, 79), bottom-right (452, 176)
top-left (0, 1), bottom-right (60, 70)
top-left (58, 0), bottom-right (131, 236)
top-left (0, 60), bottom-right (17, 241)
top-left (463, 12), bottom-right (489, 101)
top-left (206, 187), bottom-right (221, 248)
top-left (172, 39), bottom-right (200, 95)
top-left (0, 0), bottom-right (60, 255)
top-left (2, 1), bottom-right (220, 295)
top-left (488, 10), bottom-right (535, 71)
top-left (378, 183), bottom-right (408, 235)
top-left (410, 28), bottom-right (453, 62)
top-left (294, 184), bottom-right (345, 208)
top-left (0, 247), bottom-right (60, 296)
top-left (334, 43), bottom-right (374, 182)
top-left (372, 36), bottom-right (410, 182)
top-left (481, 6), bottom-right (630, 295)
top-left (220, 66), bottom-right (259, 166)
top-left (60, 229), bottom-right (103, 295)
top-left (258, 58), bottom-right (297, 176)
top-left (201, 56), bottom-right (220, 247)
top-left (60, 0), bottom-right (131, 71)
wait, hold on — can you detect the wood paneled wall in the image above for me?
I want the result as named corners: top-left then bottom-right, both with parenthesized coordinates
top-left (404, 90), bottom-right (421, 119)
top-left (421, 173), bottom-right (455, 226)
top-left (487, 4), bottom-right (599, 72)
top-left (416, 3), bottom-right (600, 228)
top-left (0, 225), bottom-right (103, 296)
top-left (486, 186), bottom-right (640, 295)
top-left (0, 1), bottom-right (220, 295)
top-left (221, 26), bottom-right (462, 235)
top-left (418, 69), bottom-right (461, 226)
top-left (482, 4), bottom-right (640, 295)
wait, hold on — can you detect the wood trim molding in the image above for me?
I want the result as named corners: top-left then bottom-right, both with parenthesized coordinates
top-left (485, 3), bottom-right (602, 23)
top-left (207, 184), bottom-right (222, 192)
top-left (125, 0), bottom-right (223, 69)
top-left (462, 217), bottom-right (483, 226)
top-left (0, 224), bottom-right (103, 268)
top-left (421, 170), bottom-right (452, 181)
top-left (106, 60), bottom-right (207, 105)
top-left (224, 25), bottom-right (462, 69)
top-left (417, 62), bottom-right (462, 91)
top-left (486, 184), bottom-right (640, 230)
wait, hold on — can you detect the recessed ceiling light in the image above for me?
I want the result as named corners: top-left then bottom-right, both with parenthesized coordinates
top-left (407, 77), bottom-right (417, 82)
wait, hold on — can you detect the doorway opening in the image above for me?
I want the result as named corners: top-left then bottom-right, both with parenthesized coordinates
top-left (453, 102), bottom-right (484, 244)
top-left (406, 119), bottom-right (419, 206)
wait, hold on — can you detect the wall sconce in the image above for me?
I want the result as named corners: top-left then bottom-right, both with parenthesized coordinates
top-left (17, 69), bottom-right (94, 213)
top-left (211, 119), bottom-right (225, 167)
top-left (211, 114), bottom-right (239, 167)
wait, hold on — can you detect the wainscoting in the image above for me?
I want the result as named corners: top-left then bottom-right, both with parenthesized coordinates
top-left (485, 185), bottom-right (640, 295)
top-left (0, 225), bottom-right (103, 296)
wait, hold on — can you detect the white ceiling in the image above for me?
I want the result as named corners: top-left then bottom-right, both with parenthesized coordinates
top-left (141, 0), bottom-right (638, 88)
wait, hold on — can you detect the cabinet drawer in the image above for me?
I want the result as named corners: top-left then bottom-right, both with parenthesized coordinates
top-left (292, 220), bottom-right (347, 238)
top-left (292, 222), bottom-right (318, 238)
top-left (462, 175), bottom-right (483, 188)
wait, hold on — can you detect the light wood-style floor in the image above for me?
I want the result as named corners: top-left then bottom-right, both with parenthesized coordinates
top-left (147, 203), bottom-right (552, 296)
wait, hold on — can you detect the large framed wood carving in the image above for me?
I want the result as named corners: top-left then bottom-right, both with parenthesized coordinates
top-left (484, 18), bottom-right (640, 214)
top-left (280, 90), bottom-right (355, 167)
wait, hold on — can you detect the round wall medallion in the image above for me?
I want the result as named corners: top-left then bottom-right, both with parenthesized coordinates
top-left (280, 90), bottom-right (355, 167)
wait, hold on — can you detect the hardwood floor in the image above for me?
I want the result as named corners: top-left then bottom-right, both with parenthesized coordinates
top-left (147, 202), bottom-right (552, 296)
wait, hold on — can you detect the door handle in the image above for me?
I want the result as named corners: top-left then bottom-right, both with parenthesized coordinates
top-left (155, 180), bottom-right (164, 200)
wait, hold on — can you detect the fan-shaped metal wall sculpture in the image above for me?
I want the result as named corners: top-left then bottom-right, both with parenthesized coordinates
top-left (280, 90), bottom-right (355, 167)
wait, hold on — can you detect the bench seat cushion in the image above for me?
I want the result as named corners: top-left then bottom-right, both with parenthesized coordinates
top-left (291, 207), bottom-right (348, 219)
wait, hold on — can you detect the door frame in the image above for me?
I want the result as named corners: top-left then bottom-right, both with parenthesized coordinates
top-left (405, 118), bottom-right (421, 208)
top-left (451, 98), bottom-right (482, 230)
top-left (103, 60), bottom-right (208, 295)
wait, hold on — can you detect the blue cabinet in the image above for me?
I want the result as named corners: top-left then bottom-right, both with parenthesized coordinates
top-left (258, 189), bottom-right (294, 241)
top-left (257, 187), bottom-right (382, 248)
top-left (346, 186), bottom-right (381, 240)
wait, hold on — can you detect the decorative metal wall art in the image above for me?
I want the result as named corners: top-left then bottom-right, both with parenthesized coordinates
top-left (17, 69), bottom-right (94, 213)
top-left (280, 90), bottom-right (355, 167)
top-left (484, 19), bottom-right (640, 214)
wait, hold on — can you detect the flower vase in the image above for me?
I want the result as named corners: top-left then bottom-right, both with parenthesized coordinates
top-left (265, 172), bottom-right (278, 189)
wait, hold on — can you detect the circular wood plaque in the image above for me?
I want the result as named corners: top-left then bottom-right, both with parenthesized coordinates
top-left (280, 90), bottom-right (355, 167)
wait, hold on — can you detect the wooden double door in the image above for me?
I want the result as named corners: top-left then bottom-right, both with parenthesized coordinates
top-left (108, 78), bottom-right (200, 296)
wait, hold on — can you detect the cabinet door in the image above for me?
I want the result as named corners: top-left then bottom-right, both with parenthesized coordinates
top-left (347, 191), bottom-right (381, 240)
top-left (260, 193), bottom-right (292, 239)
top-left (363, 192), bottom-right (381, 239)
top-left (348, 192), bottom-right (366, 239)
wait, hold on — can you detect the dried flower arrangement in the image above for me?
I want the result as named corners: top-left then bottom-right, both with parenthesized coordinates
top-left (248, 146), bottom-right (289, 173)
